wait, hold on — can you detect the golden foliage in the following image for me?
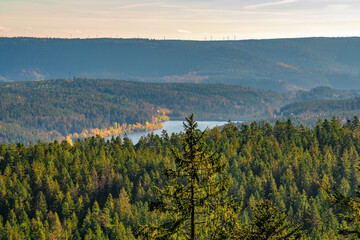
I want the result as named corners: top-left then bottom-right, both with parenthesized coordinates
top-left (65, 112), bottom-right (169, 143)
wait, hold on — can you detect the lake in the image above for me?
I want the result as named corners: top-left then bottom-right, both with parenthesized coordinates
top-left (106, 120), bottom-right (241, 144)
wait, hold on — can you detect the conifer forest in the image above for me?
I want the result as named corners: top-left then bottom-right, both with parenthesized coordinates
top-left (1, 115), bottom-right (360, 239)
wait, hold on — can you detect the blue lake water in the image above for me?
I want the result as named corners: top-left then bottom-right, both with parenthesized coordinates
top-left (106, 120), bottom-right (241, 144)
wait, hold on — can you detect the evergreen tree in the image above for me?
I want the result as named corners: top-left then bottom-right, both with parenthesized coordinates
top-left (327, 180), bottom-right (360, 238)
top-left (137, 114), bottom-right (237, 239)
top-left (245, 200), bottom-right (303, 240)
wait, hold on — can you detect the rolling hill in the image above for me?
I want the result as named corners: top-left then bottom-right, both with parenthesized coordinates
top-left (280, 97), bottom-right (360, 119)
top-left (1, 37), bottom-right (360, 91)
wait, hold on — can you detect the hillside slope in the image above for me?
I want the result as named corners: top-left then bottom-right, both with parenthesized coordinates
top-left (1, 37), bottom-right (360, 90)
top-left (277, 96), bottom-right (360, 128)
top-left (0, 78), bottom-right (284, 144)
top-left (281, 97), bottom-right (360, 117)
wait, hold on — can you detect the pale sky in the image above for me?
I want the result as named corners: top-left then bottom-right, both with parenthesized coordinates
top-left (1, 0), bottom-right (360, 40)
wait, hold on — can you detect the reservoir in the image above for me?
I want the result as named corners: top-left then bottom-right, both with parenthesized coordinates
top-left (107, 120), bottom-right (241, 144)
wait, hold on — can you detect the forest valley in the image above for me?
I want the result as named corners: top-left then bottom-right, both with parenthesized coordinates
top-left (0, 78), bottom-right (283, 145)
top-left (1, 115), bottom-right (360, 239)
top-left (4, 78), bottom-right (360, 145)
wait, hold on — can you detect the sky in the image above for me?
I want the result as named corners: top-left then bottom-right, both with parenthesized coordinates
top-left (0, 0), bottom-right (360, 40)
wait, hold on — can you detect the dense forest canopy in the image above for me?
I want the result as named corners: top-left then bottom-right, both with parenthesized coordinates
top-left (1, 117), bottom-right (360, 239)
top-left (1, 37), bottom-right (360, 90)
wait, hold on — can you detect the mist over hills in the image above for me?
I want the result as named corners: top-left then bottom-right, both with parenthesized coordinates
top-left (1, 37), bottom-right (360, 91)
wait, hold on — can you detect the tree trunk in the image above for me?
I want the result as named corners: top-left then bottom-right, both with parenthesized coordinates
top-left (191, 180), bottom-right (195, 240)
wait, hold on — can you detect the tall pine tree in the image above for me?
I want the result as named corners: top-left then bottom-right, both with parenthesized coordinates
top-left (138, 114), bottom-right (237, 239)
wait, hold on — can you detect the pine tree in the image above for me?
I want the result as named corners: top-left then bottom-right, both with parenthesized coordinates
top-left (326, 179), bottom-right (360, 238)
top-left (246, 200), bottom-right (303, 240)
top-left (137, 114), bottom-right (237, 239)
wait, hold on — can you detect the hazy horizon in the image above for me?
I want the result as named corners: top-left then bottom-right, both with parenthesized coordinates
top-left (2, 35), bottom-right (360, 41)
top-left (1, 0), bottom-right (359, 40)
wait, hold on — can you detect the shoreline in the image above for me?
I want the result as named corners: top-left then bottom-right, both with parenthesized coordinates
top-left (107, 119), bottom-right (244, 143)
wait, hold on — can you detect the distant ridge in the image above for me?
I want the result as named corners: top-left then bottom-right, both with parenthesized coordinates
top-left (1, 37), bottom-right (360, 91)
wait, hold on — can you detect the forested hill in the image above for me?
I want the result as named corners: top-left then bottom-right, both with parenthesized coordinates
top-left (293, 86), bottom-right (360, 101)
top-left (0, 78), bottom-right (284, 144)
top-left (1, 37), bottom-right (360, 90)
top-left (280, 96), bottom-right (360, 119)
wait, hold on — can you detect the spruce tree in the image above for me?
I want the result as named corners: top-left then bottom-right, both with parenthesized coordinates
top-left (138, 114), bottom-right (237, 239)
top-left (246, 200), bottom-right (303, 240)
top-left (326, 181), bottom-right (360, 238)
